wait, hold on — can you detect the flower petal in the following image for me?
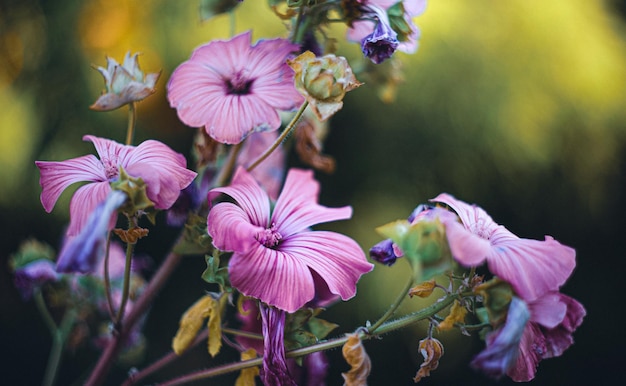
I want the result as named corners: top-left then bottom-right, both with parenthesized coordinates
top-left (444, 220), bottom-right (493, 266)
top-left (272, 169), bottom-right (352, 236)
top-left (67, 182), bottom-right (112, 236)
top-left (36, 155), bottom-right (105, 213)
top-left (209, 167), bottom-right (271, 228)
top-left (528, 292), bottom-right (567, 329)
top-left (207, 202), bottom-right (263, 253)
top-left (228, 243), bottom-right (315, 313)
top-left (487, 235), bottom-right (576, 302)
top-left (280, 231), bottom-right (373, 302)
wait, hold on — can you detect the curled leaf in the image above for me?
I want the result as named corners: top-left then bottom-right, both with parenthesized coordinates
top-left (235, 348), bottom-right (260, 386)
top-left (413, 337), bottom-right (444, 382)
top-left (172, 293), bottom-right (226, 357)
top-left (409, 279), bottom-right (437, 298)
top-left (341, 333), bottom-right (371, 386)
top-left (437, 300), bottom-right (467, 331)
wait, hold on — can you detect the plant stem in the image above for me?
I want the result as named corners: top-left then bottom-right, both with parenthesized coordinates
top-left (156, 293), bottom-right (461, 386)
top-left (366, 273), bottom-right (414, 334)
top-left (103, 232), bottom-right (116, 320)
top-left (246, 101), bottom-right (308, 173)
top-left (84, 242), bottom-right (184, 386)
top-left (115, 240), bottom-right (136, 325)
top-left (125, 102), bottom-right (136, 146)
top-left (214, 142), bottom-right (242, 188)
top-left (222, 327), bottom-right (264, 341)
top-left (40, 305), bottom-right (77, 386)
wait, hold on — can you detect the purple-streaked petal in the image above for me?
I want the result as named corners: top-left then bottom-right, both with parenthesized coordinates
top-left (209, 167), bottom-right (271, 228)
top-left (281, 231), bottom-right (373, 302)
top-left (67, 182), bottom-right (112, 236)
top-left (259, 304), bottom-right (297, 386)
top-left (57, 191), bottom-right (126, 273)
top-left (36, 155), bottom-right (106, 213)
top-left (430, 193), bottom-right (500, 237)
top-left (541, 294), bottom-right (585, 358)
top-left (444, 220), bottom-right (493, 266)
top-left (486, 235), bottom-right (576, 302)
top-left (228, 243), bottom-right (315, 313)
top-left (272, 169), bottom-right (353, 236)
top-left (247, 38), bottom-right (299, 80)
top-left (207, 202), bottom-right (263, 253)
top-left (83, 135), bottom-right (133, 168)
top-left (507, 322), bottom-right (543, 382)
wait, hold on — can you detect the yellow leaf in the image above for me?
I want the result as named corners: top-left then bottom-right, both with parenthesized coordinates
top-left (409, 279), bottom-right (437, 298)
top-left (235, 348), bottom-right (260, 386)
top-left (413, 337), bottom-right (444, 383)
top-left (172, 295), bottom-right (214, 355)
top-left (341, 333), bottom-right (371, 386)
top-left (207, 294), bottom-right (228, 357)
top-left (437, 300), bottom-right (467, 331)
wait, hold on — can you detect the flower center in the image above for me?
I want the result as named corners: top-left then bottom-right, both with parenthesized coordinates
top-left (101, 157), bottom-right (120, 180)
top-left (256, 223), bottom-right (282, 248)
top-left (225, 73), bottom-right (254, 95)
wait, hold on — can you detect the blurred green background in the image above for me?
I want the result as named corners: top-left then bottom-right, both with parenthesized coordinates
top-left (1, 0), bottom-right (624, 384)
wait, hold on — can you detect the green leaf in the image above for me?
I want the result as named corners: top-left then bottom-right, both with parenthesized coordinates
top-left (201, 252), bottom-right (232, 292)
top-left (173, 213), bottom-right (213, 255)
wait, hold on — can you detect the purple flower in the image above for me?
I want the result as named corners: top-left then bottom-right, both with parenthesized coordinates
top-left (56, 190), bottom-right (127, 273)
top-left (431, 193), bottom-right (576, 302)
top-left (167, 31), bottom-right (304, 144)
top-left (473, 292), bottom-right (585, 381)
top-left (360, 5), bottom-right (399, 64)
top-left (369, 238), bottom-right (399, 265)
top-left (347, 0), bottom-right (427, 55)
top-left (207, 167), bottom-right (373, 313)
top-left (13, 259), bottom-right (60, 299)
top-left (36, 135), bottom-right (197, 236)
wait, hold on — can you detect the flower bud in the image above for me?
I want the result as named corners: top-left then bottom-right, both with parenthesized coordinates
top-left (91, 52), bottom-right (160, 111)
top-left (288, 51), bottom-right (362, 121)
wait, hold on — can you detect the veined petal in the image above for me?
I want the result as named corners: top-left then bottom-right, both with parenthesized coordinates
top-left (431, 193), bottom-right (500, 236)
top-left (247, 38), bottom-right (299, 80)
top-left (36, 155), bottom-right (106, 213)
top-left (280, 231), bottom-right (373, 302)
top-left (83, 135), bottom-right (133, 164)
top-left (272, 169), bottom-right (353, 236)
top-left (228, 243), bottom-right (315, 313)
top-left (67, 182), bottom-right (112, 236)
top-left (207, 202), bottom-right (263, 253)
top-left (487, 236), bottom-right (576, 302)
top-left (507, 323), bottom-right (543, 382)
top-left (208, 167), bottom-right (270, 228)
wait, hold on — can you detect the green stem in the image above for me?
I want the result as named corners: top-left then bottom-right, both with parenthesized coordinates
top-left (367, 273), bottom-right (414, 334)
top-left (246, 101), bottom-right (308, 173)
top-left (34, 288), bottom-right (57, 335)
top-left (103, 232), bottom-right (115, 320)
top-left (39, 303), bottom-right (77, 386)
top-left (222, 327), bottom-right (263, 341)
top-left (214, 142), bottom-right (243, 188)
top-left (291, 5), bottom-right (305, 44)
top-left (157, 293), bottom-right (463, 386)
top-left (125, 102), bottom-right (136, 146)
top-left (115, 240), bottom-right (136, 325)
top-left (229, 8), bottom-right (236, 37)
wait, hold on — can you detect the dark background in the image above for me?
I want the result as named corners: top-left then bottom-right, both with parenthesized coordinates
top-left (1, 0), bottom-right (624, 385)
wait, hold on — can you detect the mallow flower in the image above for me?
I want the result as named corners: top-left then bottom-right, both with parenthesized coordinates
top-left (431, 193), bottom-right (576, 302)
top-left (36, 135), bottom-right (197, 236)
top-left (472, 284), bottom-right (585, 381)
top-left (207, 167), bottom-right (373, 313)
top-left (167, 31), bottom-right (304, 144)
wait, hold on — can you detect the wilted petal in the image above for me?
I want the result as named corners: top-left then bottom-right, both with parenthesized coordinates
top-left (471, 297), bottom-right (530, 379)
top-left (57, 190), bottom-right (127, 273)
top-left (414, 337), bottom-right (444, 382)
top-left (13, 260), bottom-right (60, 299)
top-left (341, 333), bottom-right (371, 386)
top-left (259, 304), bottom-right (297, 386)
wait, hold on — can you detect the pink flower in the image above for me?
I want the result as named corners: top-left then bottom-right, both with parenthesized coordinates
top-left (167, 31), bottom-right (304, 145)
top-left (347, 0), bottom-right (427, 55)
top-left (207, 167), bottom-right (373, 313)
top-left (473, 292), bottom-right (585, 381)
top-left (431, 193), bottom-right (576, 302)
top-left (36, 135), bottom-right (197, 236)
top-left (237, 131), bottom-right (286, 200)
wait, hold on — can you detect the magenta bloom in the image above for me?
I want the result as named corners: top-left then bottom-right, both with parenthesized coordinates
top-left (431, 193), bottom-right (576, 302)
top-left (167, 31), bottom-right (304, 144)
top-left (473, 292), bottom-right (585, 381)
top-left (36, 135), bottom-right (197, 236)
top-left (208, 167), bottom-right (373, 313)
